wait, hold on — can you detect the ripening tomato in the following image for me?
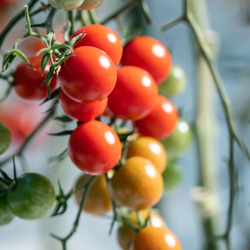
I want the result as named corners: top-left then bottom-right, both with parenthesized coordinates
top-left (131, 226), bottom-right (182, 250)
top-left (58, 46), bottom-right (117, 103)
top-left (48, 0), bottom-right (84, 10)
top-left (78, 0), bottom-right (105, 10)
top-left (71, 24), bottom-right (122, 66)
top-left (108, 66), bottom-right (158, 121)
top-left (126, 136), bottom-right (167, 173)
top-left (0, 121), bottom-right (11, 154)
top-left (13, 57), bottom-right (57, 101)
top-left (7, 173), bottom-right (56, 220)
top-left (109, 156), bottom-right (163, 211)
top-left (68, 120), bottom-right (122, 175)
top-left (59, 88), bottom-right (107, 122)
top-left (74, 174), bottom-right (112, 215)
top-left (134, 95), bottom-right (178, 140)
top-left (121, 36), bottom-right (171, 84)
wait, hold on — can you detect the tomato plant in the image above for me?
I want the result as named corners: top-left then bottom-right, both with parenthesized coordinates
top-left (78, 0), bottom-right (105, 10)
top-left (0, 121), bottom-right (11, 154)
top-left (48, 0), bottom-right (84, 11)
top-left (68, 120), bottom-right (122, 175)
top-left (108, 66), bottom-right (159, 121)
top-left (7, 173), bottom-right (56, 220)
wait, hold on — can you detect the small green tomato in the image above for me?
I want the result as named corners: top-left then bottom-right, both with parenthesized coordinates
top-left (0, 121), bottom-right (11, 155)
top-left (48, 0), bottom-right (84, 11)
top-left (78, 0), bottom-right (105, 10)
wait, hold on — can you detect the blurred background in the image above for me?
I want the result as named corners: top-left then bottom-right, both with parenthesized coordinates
top-left (0, 0), bottom-right (250, 249)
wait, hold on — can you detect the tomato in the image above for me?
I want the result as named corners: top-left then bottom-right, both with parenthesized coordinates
top-left (134, 95), bottom-right (178, 140)
top-left (117, 210), bottom-right (167, 250)
top-left (48, 0), bottom-right (84, 10)
top-left (131, 226), bottom-right (182, 250)
top-left (126, 136), bottom-right (167, 173)
top-left (161, 118), bottom-right (194, 160)
top-left (108, 156), bottom-right (163, 210)
top-left (78, 0), bottom-right (105, 10)
top-left (13, 56), bottom-right (57, 101)
top-left (108, 66), bottom-right (158, 121)
top-left (159, 64), bottom-right (186, 96)
top-left (0, 121), bottom-right (11, 154)
top-left (71, 24), bottom-right (122, 66)
top-left (68, 120), bottom-right (122, 175)
top-left (58, 46), bottom-right (117, 103)
top-left (7, 173), bottom-right (56, 220)
top-left (162, 161), bottom-right (182, 193)
top-left (0, 182), bottom-right (15, 226)
top-left (74, 174), bottom-right (112, 215)
top-left (121, 36), bottom-right (171, 84)
top-left (59, 88), bottom-right (107, 122)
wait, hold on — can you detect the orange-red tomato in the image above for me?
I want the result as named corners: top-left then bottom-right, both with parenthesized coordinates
top-left (134, 95), bottom-right (178, 140)
top-left (74, 174), bottom-right (112, 215)
top-left (121, 36), bottom-right (171, 84)
top-left (109, 156), bottom-right (163, 210)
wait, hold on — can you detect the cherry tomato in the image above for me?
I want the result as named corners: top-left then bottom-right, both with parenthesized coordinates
top-left (0, 182), bottom-right (15, 226)
top-left (159, 64), bottom-right (186, 96)
top-left (58, 46), bottom-right (117, 103)
top-left (68, 120), bottom-right (122, 175)
top-left (59, 88), bottom-right (108, 122)
top-left (121, 36), bottom-right (171, 84)
top-left (0, 121), bottom-right (11, 154)
top-left (74, 174), bottom-right (112, 215)
top-left (108, 66), bottom-right (158, 121)
top-left (109, 156), bottom-right (163, 210)
top-left (117, 210), bottom-right (167, 250)
top-left (48, 0), bottom-right (84, 10)
top-left (71, 24), bottom-right (122, 66)
top-left (161, 118), bottom-right (193, 160)
top-left (7, 173), bottom-right (56, 220)
top-left (126, 136), bottom-right (167, 173)
top-left (78, 0), bottom-right (105, 10)
top-left (13, 57), bottom-right (57, 101)
top-left (131, 226), bottom-right (182, 250)
top-left (134, 95), bottom-right (178, 140)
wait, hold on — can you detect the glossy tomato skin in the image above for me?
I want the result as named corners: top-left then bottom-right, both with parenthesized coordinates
top-left (59, 88), bottom-right (108, 122)
top-left (7, 173), bottom-right (56, 220)
top-left (131, 226), bottom-right (182, 250)
top-left (121, 36), bottom-right (171, 84)
top-left (48, 0), bottom-right (84, 10)
top-left (68, 120), bottom-right (122, 175)
top-left (74, 174), bottom-right (112, 215)
top-left (78, 0), bottom-right (105, 10)
top-left (134, 95), bottom-right (178, 140)
top-left (13, 57), bottom-right (57, 101)
top-left (58, 46), bottom-right (117, 103)
top-left (126, 136), bottom-right (167, 173)
top-left (0, 121), bottom-right (11, 155)
top-left (109, 156), bottom-right (163, 210)
top-left (108, 66), bottom-right (158, 121)
top-left (71, 24), bottom-right (122, 66)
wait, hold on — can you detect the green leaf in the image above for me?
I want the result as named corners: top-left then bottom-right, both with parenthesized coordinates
top-left (54, 115), bottom-right (73, 123)
top-left (41, 53), bottom-right (50, 76)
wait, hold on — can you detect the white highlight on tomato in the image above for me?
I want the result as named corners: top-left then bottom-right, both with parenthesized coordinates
top-left (99, 55), bottom-right (110, 69)
top-left (162, 102), bottom-right (173, 113)
top-left (164, 233), bottom-right (176, 247)
top-left (151, 216), bottom-right (163, 228)
top-left (149, 142), bottom-right (162, 155)
top-left (142, 76), bottom-right (151, 87)
top-left (104, 131), bottom-right (115, 144)
top-left (107, 33), bottom-right (117, 43)
top-left (152, 44), bottom-right (165, 58)
top-left (145, 164), bottom-right (157, 178)
top-left (178, 121), bottom-right (189, 133)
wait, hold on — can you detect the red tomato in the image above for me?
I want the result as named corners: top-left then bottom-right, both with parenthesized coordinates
top-left (71, 24), bottom-right (123, 66)
top-left (134, 95), bottom-right (178, 140)
top-left (121, 36), bottom-right (171, 84)
top-left (68, 120), bottom-right (122, 175)
top-left (107, 66), bottom-right (158, 121)
top-left (13, 57), bottom-right (57, 101)
top-left (58, 46), bottom-right (117, 103)
top-left (59, 88), bottom-right (108, 122)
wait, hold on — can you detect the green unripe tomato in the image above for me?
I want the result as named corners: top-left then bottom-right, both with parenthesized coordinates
top-left (161, 118), bottom-right (193, 160)
top-left (159, 64), bottom-right (186, 96)
top-left (162, 161), bottom-right (182, 193)
top-left (48, 0), bottom-right (84, 11)
top-left (0, 121), bottom-right (12, 155)
top-left (78, 0), bottom-right (105, 10)
top-left (0, 182), bottom-right (15, 226)
top-left (7, 173), bottom-right (56, 220)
